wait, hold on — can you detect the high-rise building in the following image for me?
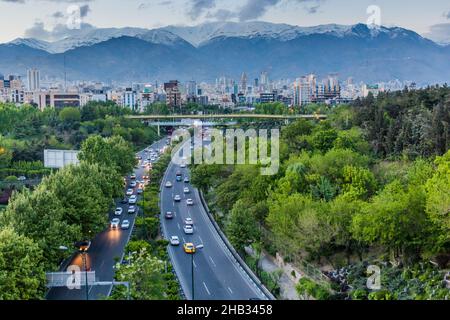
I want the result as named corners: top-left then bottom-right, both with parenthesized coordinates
top-left (186, 80), bottom-right (197, 97)
top-left (240, 72), bottom-right (248, 93)
top-left (122, 88), bottom-right (138, 111)
top-left (164, 80), bottom-right (181, 108)
top-left (27, 68), bottom-right (40, 91)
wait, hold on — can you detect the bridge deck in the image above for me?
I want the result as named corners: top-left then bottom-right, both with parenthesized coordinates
top-left (127, 114), bottom-right (327, 120)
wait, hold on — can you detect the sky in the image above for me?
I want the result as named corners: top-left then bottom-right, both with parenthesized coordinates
top-left (0, 0), bottom-right (448, 43)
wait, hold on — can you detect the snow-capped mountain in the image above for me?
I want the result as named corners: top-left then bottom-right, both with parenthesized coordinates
top-left (0, 21), bottom-right (448, 83)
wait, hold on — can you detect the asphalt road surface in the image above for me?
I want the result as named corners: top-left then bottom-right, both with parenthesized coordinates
top-left (47, 137), bottom-right (169, 300)
top-left (160, 140), bottom-right (267, 300)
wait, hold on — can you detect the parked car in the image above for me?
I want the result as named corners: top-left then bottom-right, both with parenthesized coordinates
top-left (114, 207), bottom-right (123, 216)
top-left (121, 220), bottom-right (130, 230)
top-left (186, 199), bottom-right (194, 206)
top-left (129, 195), bottom-right (137, 204)
top-left (183, 225), bottom-right (194, 235)
top-left (129, 181), bottom-right (137, 188)
top-left (111, 218), bottom-right (120, 229)
top-left (170, 236), bottom-right (180, 246)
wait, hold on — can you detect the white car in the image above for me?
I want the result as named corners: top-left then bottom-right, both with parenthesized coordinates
top-left (170, 236), bottom-right (180, 246)
top-left (185, 218), bottom-right (194, 226)
top-left (180, 163), bottom-right (186, 168)
top-left (126, 189), bottom-right (134, 196)
top-left (186, 199), bottom-right (194, 206)
top-left (114, 207), bottom-right (123, 216)
top-left (174, 195), bottom-right (181, 202)
top-left (128, 206), bottom-right (137, 214)
top-left (121, 220), bottom-right (130, 230)
top-left (111, 218), bottom-right (120, 229)
top-left (183, 187), bottom-right (190, 194)
top-left (183, 225), bottom-right (194, 235)
top-left (129, 195), bottom-right (137, 204)
top-left (165, 181), bottom-right (173, 188)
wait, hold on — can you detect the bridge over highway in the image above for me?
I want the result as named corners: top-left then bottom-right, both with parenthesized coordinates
top-left (127, 113), bottom-right (327, 120)
top-left (128, 114), bottom-right (327, 135)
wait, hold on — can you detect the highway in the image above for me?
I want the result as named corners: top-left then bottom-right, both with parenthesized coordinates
top-left (160, 140), bottom-right (267, 300)
top-left (46, 138), bottom-right (168, 300)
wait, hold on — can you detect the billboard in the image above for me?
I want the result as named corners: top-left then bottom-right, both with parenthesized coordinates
top-left (44, 149), bottom-right (80, 168)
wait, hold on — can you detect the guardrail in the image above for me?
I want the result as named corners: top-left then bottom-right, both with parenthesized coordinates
top-left (198, 191), bottom-right (276, 300)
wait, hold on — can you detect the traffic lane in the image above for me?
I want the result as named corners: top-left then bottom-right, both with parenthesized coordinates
top-left (161, 163), bottom-right (262, 300)
top-left (171, 162), bottom-right (264, 299)
top-left (47, 138), bottom-right (166, 300)
top-left (162, 190), bottom-right (231, 300)
top-left (162, 165), bottom-right (242, 299)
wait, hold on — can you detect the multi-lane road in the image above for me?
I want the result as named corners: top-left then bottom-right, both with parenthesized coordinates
top-left (160, 141), bottom-right (267, 300)
top-left (47, 138), bottom-right (168, 300)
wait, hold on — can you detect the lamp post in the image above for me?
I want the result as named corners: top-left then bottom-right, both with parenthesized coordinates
top-left (76, 241), bottom-right (91, 301)
top-left (191, 244), bottom-right (204, 300)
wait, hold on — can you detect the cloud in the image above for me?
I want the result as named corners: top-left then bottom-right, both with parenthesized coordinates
top-left (188, 0), bottom-right (217, 20)
top-left (52, 11), bottom-right (64, 18)
top-left (424, 23), bottom-right (450, 45)
top-left (1, 0), bottom-right (92, 3)
top-left (444, 11), bottom-right (450, 19)
top-left (206, 9), bottom-right (237, 21)
top-left (24, 20), bottom-right (96, 41)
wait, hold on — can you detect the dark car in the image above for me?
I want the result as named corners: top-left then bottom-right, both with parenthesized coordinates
top-left (121, 197), bottom-right (128, 204)
top-left (165, 211), bottom-right (174, 219)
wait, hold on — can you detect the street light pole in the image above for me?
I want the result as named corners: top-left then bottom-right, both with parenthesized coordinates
top-left (82, 252), bottom-right (89, 300)
top-left (191, 253), bottom-right (195, 300)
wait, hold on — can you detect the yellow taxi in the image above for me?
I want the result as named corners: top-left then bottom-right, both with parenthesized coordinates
top-left (183, 243), bottom-right (196, 254)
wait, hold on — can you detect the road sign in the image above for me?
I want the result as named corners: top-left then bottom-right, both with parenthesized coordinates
top-left (44, 149), bottom-right (79, 168)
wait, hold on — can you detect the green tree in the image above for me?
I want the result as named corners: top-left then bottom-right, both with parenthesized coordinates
top-left (115, 249), bottom-right (166, 300)
top-left (59, 107), bottom-right (81, 123)
top-left (341, 165), bottom-right (377, 200)
top-left (226, 200), bottom-right (261, 252)
top-left (78, 135), bottom-right (136, 176)
top-left (0, 228), bottom-right (45, 300)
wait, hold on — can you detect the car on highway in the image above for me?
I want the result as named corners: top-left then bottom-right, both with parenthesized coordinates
top-left (185, 217), bottom-right (194, 226)
top-left (129, 181), bottom-right (137, 188)
top-left (136, 156), bottom-right (142, 160)
top-left (137, 188), bottom-right (143, 194)
top-left (111, 218), bottom-right (120, 229)
top-left (129, 195), bottom-right (137, 204)
top-left (174, 194), bottom-right (181, 202)
top-left (130, 174), bottom-right (136, 180)
top-left (180, 163), bottom-right (186, 168)
top-left (184, 176), bottom-right (190, 183)
top-left (165, 181), bottom-right (173, 188)
top-left (114, 207), bottom-right (123, 216)
top-left (121, 220), bottom-right (130, 230)
top-left (170, 236), bottom-right (180, 246)
top-left (183, 187), bottom-right (190, 194)
top-left (128, 206), bottom-right (137, 214)
top-left (186, 199), bottom-right (194, 206)
top-left (126, 189), bottom-right (134, 196)
top-left (183, 243), bottom-right (196, 254)
top-left (165, 211), bottom-right (174, 219)
top-left (184, 225), bottom-right (194, 235)
top-left (143, 175), bottom-right (150, 180)
top-left (121, 197), bottom-right (128, 204)
top-left (176, 171), bottom-right (182, 181)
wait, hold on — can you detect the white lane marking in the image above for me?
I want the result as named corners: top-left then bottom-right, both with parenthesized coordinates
top-left (193, 260), bottom-right (197, 268)
top-left (177, 223), bottom-right (181, 230)
top-left (198, 236), bottom-right (204, 244)
top-left (228, 287), bottom-right (233, 294)
top-left (182, 237), bottom-right (186, 243)
top-left (203, 282), bottom-right (211, 295)
top-left (209, 256), bottom-right (216, 267)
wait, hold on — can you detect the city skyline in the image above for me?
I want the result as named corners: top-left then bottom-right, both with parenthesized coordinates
top-left (0, 0), bottom-right (449, 43)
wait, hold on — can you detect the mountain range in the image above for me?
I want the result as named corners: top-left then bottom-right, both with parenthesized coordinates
top-left (0, 21), bottom-right (449, 84)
